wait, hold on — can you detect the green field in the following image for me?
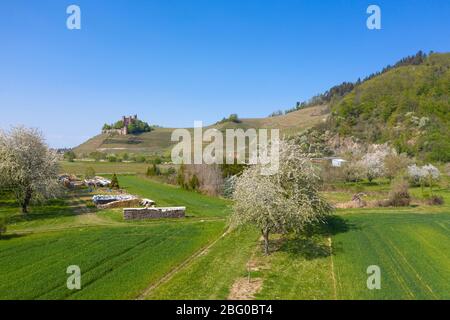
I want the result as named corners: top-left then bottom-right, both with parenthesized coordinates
top-left (254, 211), bottom-right (450, 300)
top-left (60, 161), bottom-right (156, 175)
top-left (1, 175), bottom-right (449, 300)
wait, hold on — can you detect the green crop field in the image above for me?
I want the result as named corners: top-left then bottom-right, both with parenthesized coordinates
top-left (254, 210), bottom-right (450, 300)
top-left (0, 222), bottom-right (224, 300)
top-left (0, 174), bottom-right (449, 300)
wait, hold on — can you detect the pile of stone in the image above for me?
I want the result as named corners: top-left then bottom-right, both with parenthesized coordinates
top-left (92, 194), bottom-right (140, 209)
top-left (58, 174), bottom-right (84, 189)
top-left (123, 207), bottom-right (186, 220)
top-left (85, 177), bottom-right (111, 187)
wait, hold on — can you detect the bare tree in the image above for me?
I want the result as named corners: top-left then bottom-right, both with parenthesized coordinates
top-left (231, 140), bottom-right (333, 255)
top-left (0, 127), bottom-right (60, 214)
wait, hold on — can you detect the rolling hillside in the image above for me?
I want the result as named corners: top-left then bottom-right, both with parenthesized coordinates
top-left (74, 52), bottom-right (450, 161)
top-left (74, 105), bottom-right (329, 155)
top-left (330, 52), bottom-right (450, 161)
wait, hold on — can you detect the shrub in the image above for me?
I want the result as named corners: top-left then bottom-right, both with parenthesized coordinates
top-left (384, 153), bottom-right (411, 181)
top-left (189, 174), bottom-right (200, 190)
top-left (64, 151), bottom-right (76, 162)
top-left (85, 167), bottom-right (96, 179)
top-left (146, 164), bottom-right (161, 176)
top-left (342, 161), bottom-right (365, 182)
top-left (135, 155), bottom-right (146, 163)
top-left (89, 151), bottom-right (106, 161)
top-left (0, 217), bottom-right (6, 237)
top-left (110, 174), bottom-right (120, 189)
top-left (177, 164), bottom-right (186, 188)
top-left (426, 195), bottom-right (444, 206)
top-left (166, 167), bottom-right (176, 175)
top-left (387, 179), bottom-right (411, 207)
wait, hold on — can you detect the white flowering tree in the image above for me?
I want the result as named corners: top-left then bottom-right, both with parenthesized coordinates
top-left (359, 145), bottom-right (392, 182)
top-left (0, 127), bottom-right (60, 214)
top-left (422, 164), bottom-right (440, 195)
top-left (231, 140), bottom-right (333, 255)
top-left (407, 164), bottom-right (425, 186)
top-left (407, 164), bottom-right (440, 195)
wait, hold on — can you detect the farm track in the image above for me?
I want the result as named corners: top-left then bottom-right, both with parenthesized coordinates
top-left (136, 229), bottom-right (230, 300)
top-left (328, 237), bottom-right (338, 300)
top-left (7, 214), bottom-right (226, 236)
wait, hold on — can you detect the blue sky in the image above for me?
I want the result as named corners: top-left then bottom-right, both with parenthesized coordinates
top-left (1, 0), bottom-right (449, 148)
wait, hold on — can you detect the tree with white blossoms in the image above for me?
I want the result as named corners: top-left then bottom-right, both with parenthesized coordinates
top-left (231, 140), bottom-right (333, 255)
top-left (407, 164), bottom-right (440, 195)
top-left (422, 164), bottom-right (440, 196)
top-left (0, 127), bottom-right (60, 214)
top-left (358, 145), bottom-right (392, 182)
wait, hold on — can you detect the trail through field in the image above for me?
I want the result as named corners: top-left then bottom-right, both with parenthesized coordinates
top-left (136, 230), bottom-right (230, 300)
top-left (328, 237), bottom-right (338, 300)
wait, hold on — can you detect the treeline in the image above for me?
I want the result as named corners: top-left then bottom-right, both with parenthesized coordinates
top-left (102, 118), bottom-right (152, 134)
top-left (275, 51), bottom-right (429, 116)
top-left (329, 52), bottom-right (450, 162)
top-left (64, 150), bottom-right (170, 164)
top-left (216, 114), bottom-right (241, 124)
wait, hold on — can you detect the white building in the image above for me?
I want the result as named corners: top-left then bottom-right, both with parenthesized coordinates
top-left (331, 158), bottom-right (347, 167)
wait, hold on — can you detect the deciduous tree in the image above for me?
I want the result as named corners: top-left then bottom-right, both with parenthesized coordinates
top-left (0, 127), bottom-right (60, 214)
top-left (231, 140), bottom-right (333, 255)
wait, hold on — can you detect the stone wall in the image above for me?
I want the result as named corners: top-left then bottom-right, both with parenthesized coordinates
top-left (123, 207), bottom-right (186, 220)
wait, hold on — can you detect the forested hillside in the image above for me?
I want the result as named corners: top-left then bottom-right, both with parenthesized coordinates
top-left (329, 53), bottom-right (450, 161)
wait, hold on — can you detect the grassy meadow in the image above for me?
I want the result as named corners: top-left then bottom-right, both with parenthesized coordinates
top-left (0, 173), bottom-right (449, 300)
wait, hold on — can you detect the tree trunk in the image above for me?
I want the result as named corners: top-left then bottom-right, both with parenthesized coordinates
top-left (262, 229), bottom-right (270, 255)
top-left (21, 188), bottom-right (32, 214)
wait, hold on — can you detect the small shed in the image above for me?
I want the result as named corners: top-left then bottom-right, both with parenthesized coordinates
top-left (331, 158), bottom-right (347, 167)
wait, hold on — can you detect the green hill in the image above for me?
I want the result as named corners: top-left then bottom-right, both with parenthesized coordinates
top-left (75, 53), bottom-right (450, 161)
top-left (330, 52), bottom-right (450, 161)
top-left (73, 105), bottom-right (329, 156)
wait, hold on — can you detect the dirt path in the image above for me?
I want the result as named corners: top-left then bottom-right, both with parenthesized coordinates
top-left (328, 237), bottom-right (338, 300)
top-left (227, 237), bottom-right (269, 300)
top-left (135, 229), bottom-right (230, 300)
top-left (228, 278), bottom-right (263, 300)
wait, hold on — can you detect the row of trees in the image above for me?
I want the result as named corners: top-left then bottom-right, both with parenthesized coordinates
top-left (64, 151), bottom-right (168, 164)
top-left (338, 144), bottom-right (441, 188)
top-left (281, 51), bottom-right (430, 115)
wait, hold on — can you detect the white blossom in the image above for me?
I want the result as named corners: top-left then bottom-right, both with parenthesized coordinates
top-left (0, 126), bottom-right (60, 213)
top-left (231, 140), bottom-right (333, 255)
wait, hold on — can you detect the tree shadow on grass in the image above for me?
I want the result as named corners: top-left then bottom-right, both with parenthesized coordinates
top-left (5, 198), bottom-right (77, 225)
top-left (0, 233), bottom-right (25, 241)
top-left (276, 215), bottom-right (357, 260)
top-left (278, 236), bottom-right (331, 260)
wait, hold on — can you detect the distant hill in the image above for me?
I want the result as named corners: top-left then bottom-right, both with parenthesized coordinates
top-left (73, 105), bottom-right (329, 156)
top-left (74, 52), bottom-right (450, 162)
top-left (329, 52), bottom-right (450, 162)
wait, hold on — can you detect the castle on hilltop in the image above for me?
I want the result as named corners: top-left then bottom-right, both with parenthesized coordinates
top-left (102, 115), bottom-right (138, 135)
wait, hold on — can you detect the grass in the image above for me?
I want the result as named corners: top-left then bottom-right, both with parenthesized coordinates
top-left (332, 211), bottom-right (450, 299)
top-left (115, 175), bottom-right (231, 218)
top-left (1, 174), bottom-right (449, 300)
top-left (146, 227), bottom-right (260, 300)
top-left (0, 221), bottom-right (225, 300)
top-left (253, 210), bottom-right (450, 300)
top-left (0, 175), bottom-right (230, 300)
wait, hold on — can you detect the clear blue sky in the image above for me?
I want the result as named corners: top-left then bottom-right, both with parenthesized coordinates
top-left (1, 0), bottom-right (449, 148)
